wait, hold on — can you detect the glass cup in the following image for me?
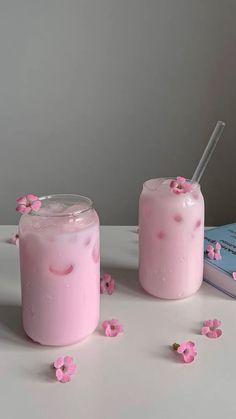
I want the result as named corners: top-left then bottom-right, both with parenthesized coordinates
top-left (138, 178), bottom-right (204, 299)
top-left (19, 194), bottom-right (100, 346)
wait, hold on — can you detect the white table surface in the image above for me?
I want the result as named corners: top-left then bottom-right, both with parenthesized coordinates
top-left (0, 225), bottom-right (235, 419)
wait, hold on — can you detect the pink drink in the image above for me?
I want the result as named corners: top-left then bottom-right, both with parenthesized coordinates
top-left (139, 179), bottom-right (204, 299)
top-left (19, 195), bottom-right (100, 346)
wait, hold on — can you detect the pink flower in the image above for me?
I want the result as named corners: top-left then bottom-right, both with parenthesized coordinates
top-left (102, 319), bottom-right (123, 337)
top-left (206, 242), bottom-right (222, 261)
top-left (53, 356), bottom-right (76, 383)
top-left (16, 194), bottom-right (41, 214)
top-left (174, 341), bottom-right (197, 363)
top-left (232, 272), bottom-right (236, 280)
top-left (169, 176), bottom-right (192, 194)
top-left (100, 273), bottom-right (115, 295)
top-left (8, 231), bottom-right (19, 247)
top-left (201, 319), bottom-right (222, 339)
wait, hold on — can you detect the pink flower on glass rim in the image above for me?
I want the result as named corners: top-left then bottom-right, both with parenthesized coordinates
top-left (100, 273), bottom-right (115, 295)
top-left (53, 356), bottom-right (76, 383)
top-left (16, 194), bottom-right (41, 214)
top-left (102, 319), bottom-right (123, 337)
top-left (201, 319), bottom-right (222, 339)
top-left (169, 176), bottom-right (192, 194)
top-left (173, 341), bottom-right (197, 363)
top-left (8, 231), bottom-right (19, 247)
top-left (206, 242), bottom-right (222, 261)
top-left (232, 272), bottom-right (236, 280)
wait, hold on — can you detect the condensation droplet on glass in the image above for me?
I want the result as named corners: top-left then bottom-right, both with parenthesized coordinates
top-left (84, 237), bottom-right (91, 247)
top-left (34, 221), bottom-right (41, 230)
top-left (30, 304), bottom-right (35, 317)
top-left (178, 291), bottom-right (184, 297)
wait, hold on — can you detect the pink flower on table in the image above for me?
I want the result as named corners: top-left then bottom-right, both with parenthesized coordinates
top-left (8, 231), bottom-right (19, 247)
top-left (53, 356), bottom-right (76, 383)
top-left (201, 319), bottom-right (222, 339)
top-left (100, 273), bottom-right (115, 295)
top-left (232, 272), bottom-right (236, 280)
top-left (206, 242), bottom-right (222, 261)
top-left (169, 176), bottom-right (192, 195)
top-left (173, 341), bottom-right (197, 363)
top-left (206, 245), bottom-right (215, 260)
top-left (16, 194), bottom-right (41, 214)
top-left (102, 319), bottom-right (123, 337)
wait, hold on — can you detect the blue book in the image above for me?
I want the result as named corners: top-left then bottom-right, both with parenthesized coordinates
top-left (204, 223), bottom-right (236, 298)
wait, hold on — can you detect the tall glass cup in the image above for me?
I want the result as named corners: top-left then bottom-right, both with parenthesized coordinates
top-left (139, 178), bottom-right (204, 299)
top-left (19, 194), bottom-right (100, 346)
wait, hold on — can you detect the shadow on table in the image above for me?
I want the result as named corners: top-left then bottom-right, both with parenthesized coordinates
top-left (0, 303), bottom-right (39, 348)
top-left (102, 266), bottom-right (231, 302)
top-left (101, 266), bottom-right (156, 301)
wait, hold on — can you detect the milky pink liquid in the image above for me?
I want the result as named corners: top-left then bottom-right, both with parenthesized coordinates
top-left (19, 198), bottom-right (100, 346)
top-left (139, 179), bottom-right (204, 299)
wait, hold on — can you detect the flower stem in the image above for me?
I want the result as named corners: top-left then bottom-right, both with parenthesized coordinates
top-left (172, 343), bottom-right (180, 351)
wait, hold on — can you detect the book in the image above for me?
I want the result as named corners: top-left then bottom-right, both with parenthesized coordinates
top-left (204, 223), bottom-right (236, 298)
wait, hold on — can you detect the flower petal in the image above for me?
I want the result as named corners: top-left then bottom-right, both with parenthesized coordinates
top-left (201, 326), bottom-right (209, 336)
top-left (232, 272), bottom-right (236, 280)
top-left (26, 194), bottom-right (39, 202)
top-left (204, 320), bottom-right (214, 327)
top-left (186, 341), bottom-right (195, 349)
top-left (102, 320), bottom-right (109, 330)
top-left (104, 326), bottom-right (112, 337)
top-left (170, 180), bottom-right (178, 189)
top-left (8, 232), bottom-right (19, 246)
top-left (54, 357), bottom-right (64, 369)
top-left (213, 319), bottom-right (221, 328)
top-left (64, 356), bottom-right (73, 366)
top-left (65, 364), bottom-right (76, 375)
top-left (206, 330), bottom-right (218, 338)
top-left (55, 368), bottom-right (63, 381)
top-left (183, 354), bottom-right (195, 363)
top-left (177, 343), bottom-right (187, 354)
top-left (31, 200), bottom-right (41, 212)
top-left (176, 176), bottom-right (186, 184)
top-left (16, 204), bottom-right (26, 214)
top-left (215, 329), bottom-right (222, 338)
top-left (207, 245), bottom-right (214, 252)
top-left (60, 374), bottom-right (71, 383)
top-left (207, 252), bottom-right (215, 260)
top-left (16, 196), bottom-right (27, 205)
top-left (107, 281), bottom-right (115, 295)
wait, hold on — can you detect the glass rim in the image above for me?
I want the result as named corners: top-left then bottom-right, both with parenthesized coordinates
top-left (32, 194), bottom-right (93, 217)
top-left (143, 177), bottom-right (200, 191)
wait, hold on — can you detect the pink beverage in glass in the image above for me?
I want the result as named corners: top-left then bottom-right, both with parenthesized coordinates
top-left (139, 178), bottom-right (204, 299)
top-left (19, 194), bottom-right (100, 346)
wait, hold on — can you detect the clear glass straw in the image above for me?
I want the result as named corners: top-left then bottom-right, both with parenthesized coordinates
top-left (192, 121), bottom-right (225, 183)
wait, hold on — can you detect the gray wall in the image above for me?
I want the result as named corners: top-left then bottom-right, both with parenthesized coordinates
top-left (1, 0), bottom-right (236, 225)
